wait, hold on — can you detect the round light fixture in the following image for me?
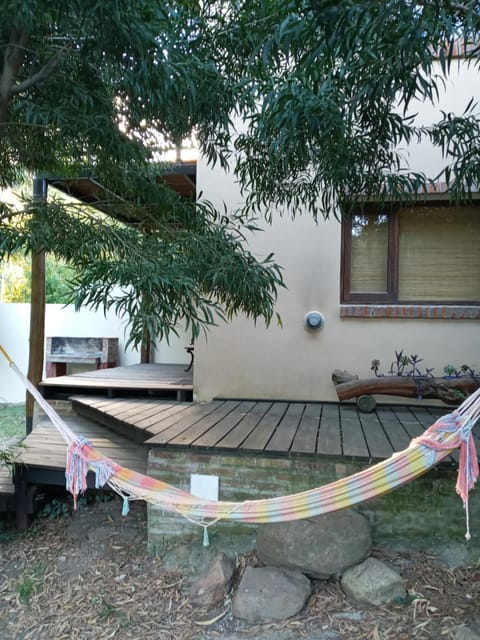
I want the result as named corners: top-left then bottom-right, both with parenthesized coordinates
top-left (304, 311), bottom-right (325, 330)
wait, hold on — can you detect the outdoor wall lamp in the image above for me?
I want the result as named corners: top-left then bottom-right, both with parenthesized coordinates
top-left (304, 311), bottom-right (325, 330)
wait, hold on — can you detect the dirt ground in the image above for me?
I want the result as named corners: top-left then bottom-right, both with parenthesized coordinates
top-left (0, 494), bottom-right (479, 640)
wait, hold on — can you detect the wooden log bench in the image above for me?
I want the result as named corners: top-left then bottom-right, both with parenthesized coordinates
top-left (332, 369), bottom-right (480, 412)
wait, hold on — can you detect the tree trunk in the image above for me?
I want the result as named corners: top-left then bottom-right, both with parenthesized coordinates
top-left (140, 337), bottom-right (151, 363)
top-left (25, 178), bottom-right (47, 433)
top-left (26, 250), bottom-right (45, 432)
top-left (140, 319), bottom-right (152, 363)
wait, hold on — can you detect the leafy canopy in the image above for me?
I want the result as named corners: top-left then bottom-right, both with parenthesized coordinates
top-left (209, 0), bottom-right (480, 217)
top-left (2, 1), bottom-right (479, 349)
top-left (0, 252), bottom-right (73, 303)
top-left (0, 1), bottom-right (283, 348)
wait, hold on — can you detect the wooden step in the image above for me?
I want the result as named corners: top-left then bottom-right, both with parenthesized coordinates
top-left (71, 396), bottom-right (195, 443)
top-left (18, 415), bottom-right (147, 473)
top-left (40, 363), bottom-right (194, 401)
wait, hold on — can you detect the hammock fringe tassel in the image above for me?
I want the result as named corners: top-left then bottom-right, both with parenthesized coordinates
top-left (1, 344), bottom-right (479, 544)
top-left (65, 437), bottom-right (119, 509)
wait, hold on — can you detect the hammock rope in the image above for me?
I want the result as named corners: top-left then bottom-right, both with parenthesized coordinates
top-left (1, 344), bottom-right (479, 544)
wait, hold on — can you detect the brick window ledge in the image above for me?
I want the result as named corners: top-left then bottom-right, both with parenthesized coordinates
top-left (340, 305), bottom-right (480, 319)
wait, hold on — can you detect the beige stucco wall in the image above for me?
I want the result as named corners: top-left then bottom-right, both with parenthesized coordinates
top-left (193, 60), bottom-right (480, 402)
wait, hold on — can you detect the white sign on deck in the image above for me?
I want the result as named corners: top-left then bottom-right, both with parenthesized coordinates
top-left (190, 474), bottom-right (219, 501)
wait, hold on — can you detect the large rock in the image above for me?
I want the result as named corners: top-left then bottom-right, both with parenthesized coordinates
top-left (341, 557), bottom-right (406, 605)
top-left (232, 566), bottom-right (311, 623)
top-left (189, 552), bottom-right (235, 607)
top-left (453, 626), bottom-right (480, 640)
top-left (256, 510), bottom-right (372, 579)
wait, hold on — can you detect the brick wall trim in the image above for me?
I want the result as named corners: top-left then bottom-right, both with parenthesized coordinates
top-left (340, 305), bottom-right (480, 320)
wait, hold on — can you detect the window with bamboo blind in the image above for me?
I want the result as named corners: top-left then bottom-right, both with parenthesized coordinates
top-left (341, 202), bottom-right (480, 304)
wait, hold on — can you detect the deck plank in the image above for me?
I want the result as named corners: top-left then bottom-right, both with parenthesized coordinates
top-left (146, 401), bottom-right (234, 445)
top-left (241, 402), bottom-right (288, 451)
top-left (410, 406), bottom-right (445, 429)
top-left (71, 396), bottom-right (121, 412)
top-left (139, 402), bottom-right (216, 445)
top-left (136, 403), bottom-right (193, 435)
top-left (317, 404), bottom-right (342, 455)
top-left (17, 418), bottom-right (147, 472)
top-left (193, 402), bottom-right (257, 448)
top-left (87, 398), bottom-right (182, 428)
top-left (0, 465), bottom-right (14, 495)
top-left (339, 405), bottom-right (369, 458)
top-left (215, 402), bottom-right (272, 449)
top-left (358, 410), bottom-right (394, 459)
top-left (167, 401), bottom-right (241, 446)
top-left (375, 406), bottom-right (413, 451)
top-left (266, 403), bottom-right (305, 453)
top-left (41, 363), bottom-right (193, 393)
top-left (103, 399), bottom-right (168, 422)
top-left (0, 436), bottom-right (27, 495)
top-left (391, 407), bottom-right (426, 440)
top-left (74, 396), bottom-right (196, 440)
top-left (291, 403), bottom-right (322, 454)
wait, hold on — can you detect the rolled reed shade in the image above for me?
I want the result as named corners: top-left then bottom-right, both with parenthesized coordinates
top-left (350, 213), bottom-right (388, 292)
top-left (398, 206), bottom-right (480, 301)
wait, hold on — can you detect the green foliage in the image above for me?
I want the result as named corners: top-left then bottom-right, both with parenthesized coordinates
top-left (2, 1), bottom-right (479, 346)
top-left (371, 350), bottom-right (479, 379)
top-left (215, 0), bottom-right (480, 217)
top-left (38, 498), bottom-right (70, 519)
top-left (0, 1), bottom-right (235, 185)
top-left (0, 254), bottom-right (30, 302)
top-left (45, 257), bottom-right (74, 304)
top-left (15, 561), bottom-right (47, 605)
top-left (67, 201), bottom-right (284, 346)
top-left (0, 2), bottom-right (285, 347)
top-left (1, 191), bottom-right (284, 348)
top-left (0, 253), bottom-right (73, 303)
top-left (0, 402), bottom-right (25, 439)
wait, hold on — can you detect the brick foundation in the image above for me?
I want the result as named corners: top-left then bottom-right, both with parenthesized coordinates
top-left (147, 448), bottom-right (480, 554)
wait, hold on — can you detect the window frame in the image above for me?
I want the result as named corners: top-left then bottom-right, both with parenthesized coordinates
top-left (340, 199), bottom-right (480, 306)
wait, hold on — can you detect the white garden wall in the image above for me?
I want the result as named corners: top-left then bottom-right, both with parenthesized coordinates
top-left (0, 303), bottom-right (189, 403)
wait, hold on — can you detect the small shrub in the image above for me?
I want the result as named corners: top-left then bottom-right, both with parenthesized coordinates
top-left (38, 498), bottom-right (70, 519)
top-left (15, 561), bottom-right (47, 605)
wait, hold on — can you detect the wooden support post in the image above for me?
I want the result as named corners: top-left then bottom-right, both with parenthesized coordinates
top-left (14, 467), bottom-right (31, 532)
top-left (26, 178), bottom-right (47, 433)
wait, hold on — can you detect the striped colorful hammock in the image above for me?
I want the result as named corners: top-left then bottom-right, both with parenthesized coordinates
top-left (2, 345), bottom-right (479, 544)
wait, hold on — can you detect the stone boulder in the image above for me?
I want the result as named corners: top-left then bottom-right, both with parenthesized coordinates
top-left (256, 510), bottom-right (372, 579)
top-left (453, 625), bottom-right (480, 640)
top-left (341, 557), bottom-right (406, 605)
top-left (232, 566), bottom-right (311, 623)
top-left (189, 553), bottom-right (235, 607)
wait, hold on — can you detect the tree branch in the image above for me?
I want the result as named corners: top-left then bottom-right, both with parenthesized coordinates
top-left (416, 0), bottom-right (476, 15)
top-left (0, 29), bottom-right (28, 125)
top-left (11, 44), bottom-right (69, 95)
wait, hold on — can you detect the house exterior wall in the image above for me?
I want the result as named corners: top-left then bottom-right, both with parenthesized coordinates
top-left (193, 61), bottom-right (480, 403)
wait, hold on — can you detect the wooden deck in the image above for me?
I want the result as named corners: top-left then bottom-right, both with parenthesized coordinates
top-left (11, 391), bottom-right (477, 530)
top-left (0, 437), bottom-right (23, 500)
top-left (17, 415), bottom-right (148, 472)
top-left (40, 363), bottom-right (193, 401)
top-left (13, 414), bottom-right (148, 529)
top-left (0, 464), bottom-right (14, 496)
top-left (71, 396), bottom-right (463, 464)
